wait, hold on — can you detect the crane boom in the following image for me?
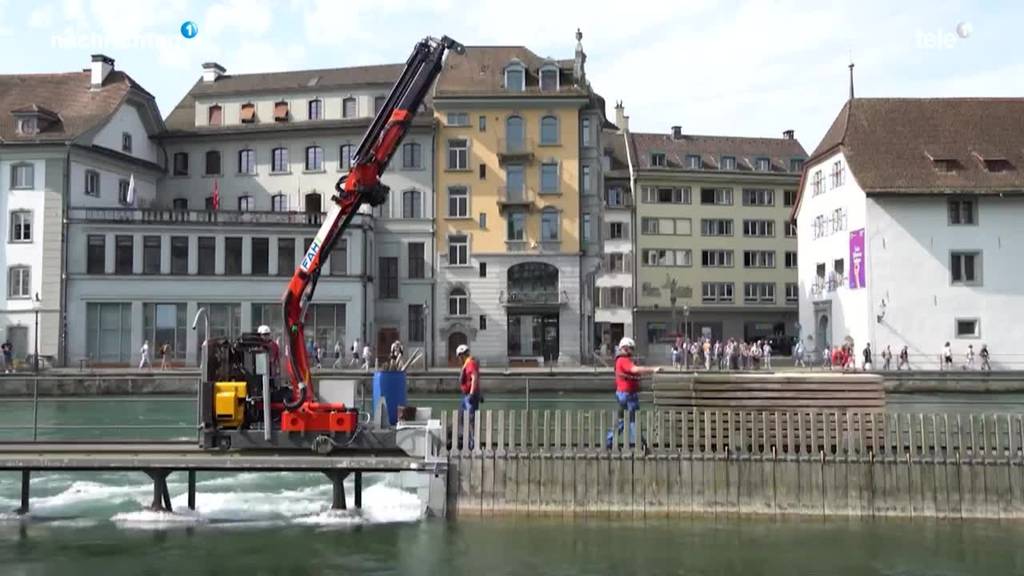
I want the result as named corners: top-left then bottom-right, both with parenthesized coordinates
top-left (279, 35), bottom-right (463, 432)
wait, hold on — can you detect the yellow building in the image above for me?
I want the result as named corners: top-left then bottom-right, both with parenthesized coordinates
top-left (432, 37), bottom-right (596, 365)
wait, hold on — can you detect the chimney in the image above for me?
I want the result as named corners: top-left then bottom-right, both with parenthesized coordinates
top-left (671, 125), bottom-right (682, 140)
top-left (90, 54), bottom-right (114, 89)
top-left (614, 101), bottom-right (629, 132)
top-left (202, 62), bottom-right (226, 83)
top-left (783, 129), bottom-right (795, 140)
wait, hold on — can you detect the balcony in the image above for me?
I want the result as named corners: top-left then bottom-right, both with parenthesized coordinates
top-left (68, 207), bottom-right (328, 227)
top-left (603, 193), bottom-right (634, 210)
top-left (496, 186), bottom-right (536, 215)
top-left (497, 138), bottom-right (535, 165)
top-left (499, 289), bottom-right (570, 308)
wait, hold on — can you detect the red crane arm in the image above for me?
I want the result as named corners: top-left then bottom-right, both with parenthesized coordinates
top-left (281, 36), bottom-right (463, 410)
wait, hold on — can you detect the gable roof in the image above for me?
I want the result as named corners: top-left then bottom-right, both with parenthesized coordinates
top-left (806, 98), bottom-right (1024, 193)
top-left (0, 71), bottom-right (151, 143)
top-left (631, 132), bottom-right (807, 174)
top-left (434, 46), bottom-right (588, 98)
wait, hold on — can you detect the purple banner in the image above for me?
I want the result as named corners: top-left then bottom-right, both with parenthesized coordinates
top-left (849, 228), bottom-right (866, 289)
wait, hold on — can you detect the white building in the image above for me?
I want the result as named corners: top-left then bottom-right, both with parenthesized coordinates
top-left (1, 55), bottom-right (164, 366)
top-left (795, 97), bottom-right (1024, 369)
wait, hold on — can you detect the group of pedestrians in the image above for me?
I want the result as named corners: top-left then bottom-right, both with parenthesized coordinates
top-left (814, 341), bottom-right (992, 372)
top-left (670, 336), bottom-right (775, 371)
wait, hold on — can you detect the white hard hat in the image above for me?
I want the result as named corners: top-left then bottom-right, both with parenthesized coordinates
top-left (456, 344), bottom-right (470, 356)
top-left (618, 337), bottom-right (636, 350)
top-left (257, 325), bottom-right (271, 336)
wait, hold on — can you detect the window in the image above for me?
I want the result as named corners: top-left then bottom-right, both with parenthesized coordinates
top-left (273, 238), bottom-right (294, 277)
top-left (225, 237), bottom-right (242, 275)
top-left (950, 251), bottom-right (981, 285)
top-left (374, 96), bottom-right (386, 115)
top-left (11, 163), bottom-right (34, 189)
top-left (246, 237), bottom-right (267, 276)
top-left (505, 64), bottom-right (525, 91)
top-left (85, 302), bottom-right (132, 363)
top-left (9, 211), bottom-right (31, 243)
top-left (143, 235), bottom-right (161, 274)
top-left (7, 266), bottom-right (30, 298)
top-left (480, 314), bottom-right (487, 331)
top-left (812, 170), bottom-right (824, 195)
top-left (448, 235), bottom-right (468, 266)
top-left (701, 282), bottom-right (734, 303)
top-left (447, 186), bottom-right (468, 218)
top-left (833, 258), bottom-right (845, 280)
top-left (540, 115), bottom-right (559, 145)
top-left (701, 219), bottom-right (733, 236)
top-left (721, 156), bottom-right (736, 170)
top-left (700, 187), bottom-right (733, 205)
top-left (949, 198), bottom-right (976, 225)
top-left (447, 139), bottom-right (468, 170)
top-left (198, 237), bottom-right (215, 275)
top-left (446, 112), bottom-right (469, 126)
top-left (271, 148), bottom-right (288, 173)
top-left (84, 170), bottom-right (100, 197)
top-left (784, 189), bottom-right (797, 207)
top-left (479, 163), bottom-right (486, 179)
top-left (686, 154), bottom-right (702, 169)
top-left (308, 99), bottom-right (322, 120)
top-left (479, 262), bottom-right (487, 277)
top-left (650, 153), bottom-right (666, 167)
top-left (479, 115), bottom-right (486, 132)
top-left (173, 198), bottom-right (188, 211)
top-left (582, 213), bottom-right (591, 244)
top-left (234, 195), bottom-right (253, 212)
top-left (755, 157), bottom-right (771, 172)
top-left (114, 235), bottom-right (133, 274)
top-left (16, 117), bottom-right (37, 135)
top-left (271, 193), bottom-right (288, 212)
top-left (642, 186), bottom-right (691, 204)
top-left (449, 287), bottom-right (468, 316)
top-left (607, 253), bottom-right (627, 273)
top-left (402, 189), bottom-right (422, 219)
top-left (379, 257), bottom-right (398, 299)
top-left (168, 236), bottom-right (188, 275)
top-left (305, 146), bottom-right (323, 171)
top-left (238, 149), bottom-right (255, 174)
top-left (744, 282), bottom-right (775, 303)
top-left (339, 144), bottom-right (353, 171)
top-left (408, 305), bottom-right (426, 342)
top-left (540, 66), bottom-right (559, 91)
top-left (204, 150), bottom-right (221, 175)
top-left (785, 221), bottom-right (798, 238)
top-left (790, 158), bottom-right (805, 173)
top-left (87, 235), bottom-right (105, 274)
top-left (402, 142), bottom-right (422, 169)
top-left (479, 212), bottom-right (487, 228)
top-left (541, 209), bottom-right (560, 241)
top-left (273, 100), bottom-right (289, 122)
top-left (122, 132), bottom-right (133, 153)
top-left (171, 153), bottom-right (189, 176)
top-left (540, 162), bottom-right (559, 193)
top-left (830, 160), bottom-right (845, 188)
top-left (785, 283), bottom-right (799, 304)
top-left (955, 318), bottom-right (980, 338)
top-left (117, 179), bottom-right (131, 206)
top-left (582, 165), bottom-right (592, 195)
top-left (609, 222), bottom-right (624, 240)
top-left (327, 238), bottom-right (347, 276)
top-left (642, 249), bottom-right (692, 267)
top-left (606, 287), bottom-right (626, 308)
top-left (785, 251), bottom-right (798, 269)
top-left (342, 97), bottom-right (356, 118)
top-left (742, 188), bottom-right (774, 206)
top-left (240, 103), bottom-right (256, 123)
top-left (743, 250), bottom-right (776, 268)
top-left (743, 220), bottom-right (775, 237)
top-left (143, 303), bottom-right (188, 360)
top-left (408, 242), bottom-right (425, 279)
top-left (581, 117), bottom-right (592, 147)
top-left (507, 211), bottom-right (526, 241)
top-left (701, 250), bottom-right (733, 267)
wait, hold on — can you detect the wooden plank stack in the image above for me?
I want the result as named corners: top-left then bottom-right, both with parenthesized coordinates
top-left (652, 372), bottom-right (885, 412)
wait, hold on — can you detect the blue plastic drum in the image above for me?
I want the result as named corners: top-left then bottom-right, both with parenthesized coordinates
top-left (372, 371), bottom-right (407, 426)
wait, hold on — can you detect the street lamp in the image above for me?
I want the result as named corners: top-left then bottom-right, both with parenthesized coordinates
top-left (683, 304), bottom-right (690, 340)
top-left (422, 300), bottom-right (431, 370)
top-left (192, 307), bottom-right (209, 375)
top-left (33, 293), bottom-right (40, 374)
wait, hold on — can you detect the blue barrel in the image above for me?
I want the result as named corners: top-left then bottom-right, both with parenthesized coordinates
top-left (372, 371), bottom-right (407, 426)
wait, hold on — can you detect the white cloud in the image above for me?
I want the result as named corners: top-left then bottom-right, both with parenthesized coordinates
top-left (29, 5), bottom-right (54, 28)
top-left (204, 0), bottom-right (272, 39)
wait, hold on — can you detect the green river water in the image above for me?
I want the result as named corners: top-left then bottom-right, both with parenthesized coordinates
top-left (1, 394), bottom-right (1023, 575)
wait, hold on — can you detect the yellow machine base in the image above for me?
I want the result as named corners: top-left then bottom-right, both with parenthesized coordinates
top-left (214, 381), bottom-right (247, 428)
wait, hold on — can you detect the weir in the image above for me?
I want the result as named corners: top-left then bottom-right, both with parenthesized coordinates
top-left (442, 408), bottom-right (1024, 519)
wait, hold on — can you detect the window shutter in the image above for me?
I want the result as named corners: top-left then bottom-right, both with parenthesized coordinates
top-left (625, 288), bottom-right (634, 308)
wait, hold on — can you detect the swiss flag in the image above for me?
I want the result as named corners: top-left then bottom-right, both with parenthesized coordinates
top-left (212, 179), bottom-right (220, 211)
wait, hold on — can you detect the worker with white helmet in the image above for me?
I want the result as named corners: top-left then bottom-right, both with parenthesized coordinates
top-left (456, 343), bottom-right (481, 449)
top-left (606, 336), bottom-right (660, 449)
top-left (257, 325), bottom-right (280, 381)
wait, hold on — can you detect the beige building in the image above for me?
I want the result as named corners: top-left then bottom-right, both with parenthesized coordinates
top-left (630, 126), bottom-right (806, 359)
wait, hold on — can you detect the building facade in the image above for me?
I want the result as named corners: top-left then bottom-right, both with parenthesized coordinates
top-left (630, 126), bottom-right (806, 359)
top-left (431, 37), bottom-right (595, 366)
top-left (1, 55), bottom-right (164, 366)
top-left (796, 98), bottom-right (1024, 369)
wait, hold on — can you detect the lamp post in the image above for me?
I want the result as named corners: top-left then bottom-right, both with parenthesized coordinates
top-left (191, 307), bottom-right (209, 374)
top-left (683, 304), bottom-right (690, 341)
top-left (33, 293), bottom-right (40, 374)
top-left (422, 300), bottom-right (431, 370)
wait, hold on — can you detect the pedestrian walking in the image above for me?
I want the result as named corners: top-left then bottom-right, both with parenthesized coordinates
top-left (671, 345), bottom-right (681, 371)
top-left (361, 343), bottom-right (372, 371)
top-left (793, 339), bottom-right (805, 368)
top-left (965, 345), bottom-right (976, 370)
top-left (138, 340), bottom-right (151, 369)
top-left (390, 339), bottom-right (404, 369)
top-left (314, 341), bottom-right (323, 370)
top-left (605, 337), bottom-right (660, 449)
top-left (456, 344), bottom-right (481, 449)
top-left (862, 343), bottom-right (873, 371)
top-left (332, 340), bottom-right (343, 369)
top-left (822, 345), bottom-right (832, 370)
top-left (159, 343), bottom-right (170, 370)
top-left (881, 345), bottom-right (892, 371)
top-left (897, 345), bottom-right (910, 370)
top-left (980, 344), bottom-right (991, 371)
top-left (762, 341), bottom-right (773, 370)
top-left (349, 338), bottom-right (361, 367)
top-left (942, 342), bottom-right (953, 371)
top-left (1, 339), bottom-right (12, 373)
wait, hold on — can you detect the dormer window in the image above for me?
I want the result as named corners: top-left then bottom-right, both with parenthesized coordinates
top-left (926, 150), bottom-right (959, 174)
top-left (755, 157), bottom-right (771, 172)
top-left (12, 105), bottom-right (58, 137)
top-left (208, 104), bottom-right (222, 126)
top-left (240, 103), bottom-right (256, 123)
top-left (16, 117), bottom-right (38, 136)
top-left (274, 101), bottom-right (289, 122)
top-left (972, 151), bottom-right (1012, 173)
top-left (651, 153), bottom-right (666, 167)
top-left (539, 65), bottom-right (559, 91)
top-left (720, 156), bottom-right (736, 171)
top-left (686, 154), bottom-right (702, 169)
top-left (505, 61), bottom-right (525, 92)
top-left (790, 158), bottom-right (805, 172)
top-left (121, 132), bottom-right (132, 153)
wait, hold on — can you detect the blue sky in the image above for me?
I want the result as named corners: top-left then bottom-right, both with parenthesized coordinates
top-left (0, 0), bottom-right (1019, 151)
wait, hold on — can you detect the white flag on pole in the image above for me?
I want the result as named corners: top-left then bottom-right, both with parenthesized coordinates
top-left (126, 173), bottom-right (136, 206)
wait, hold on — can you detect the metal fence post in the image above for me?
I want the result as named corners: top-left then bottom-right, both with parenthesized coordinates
top-left (526, 377), bottom-right (530, 413)
top-left (31, 376), bottom-right (39, 442)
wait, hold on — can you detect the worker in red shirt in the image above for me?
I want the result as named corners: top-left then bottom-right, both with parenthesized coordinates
top-left (606, 337), bottom-right (660, 449)
top-left (456, 344), bottom-right (481, 449)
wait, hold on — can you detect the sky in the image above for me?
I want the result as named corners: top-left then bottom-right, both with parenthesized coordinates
top-left (0, 0), bottom-right (1020, 152)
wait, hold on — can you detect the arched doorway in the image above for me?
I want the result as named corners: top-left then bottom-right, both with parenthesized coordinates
top-left (447, 332), bottom-right (468, 367)
top-left (816, 314), bottom-right (830, 349)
